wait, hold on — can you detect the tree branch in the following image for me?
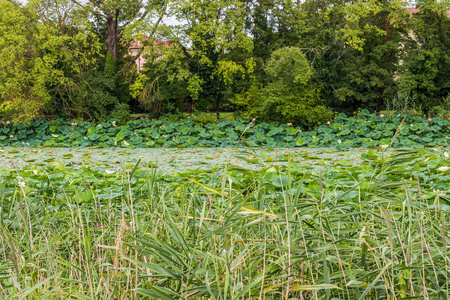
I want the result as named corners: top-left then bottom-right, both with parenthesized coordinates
top-left (69, 0), bottom-right (106, 18)
top-left (118, 3), bottom-right (168, 76)
top-left (119, 1), bottom-right (145, 30)
top-left (88, 0), bottom-right (106, 12)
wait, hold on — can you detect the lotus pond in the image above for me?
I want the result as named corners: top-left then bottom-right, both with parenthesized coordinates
top-left (1, 144), bottom-right (450, 299)
top-left (2, 110), bottom-right (450, 150)
top-left (0, 146), bottom-right (369, 172)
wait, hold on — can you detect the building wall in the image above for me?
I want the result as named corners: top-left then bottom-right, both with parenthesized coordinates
top-left (129, 39), bottom-right (172, 71)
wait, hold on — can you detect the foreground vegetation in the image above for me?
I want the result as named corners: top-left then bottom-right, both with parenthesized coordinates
top-left (1, 146), bottom-right (449, 298)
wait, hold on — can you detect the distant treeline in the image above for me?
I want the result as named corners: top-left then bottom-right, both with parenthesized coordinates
top-left (0, 0), bottom-right (449, 126)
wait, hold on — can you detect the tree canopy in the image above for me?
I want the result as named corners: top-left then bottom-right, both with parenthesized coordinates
top-left (0, 0), bottom-right (449, 124)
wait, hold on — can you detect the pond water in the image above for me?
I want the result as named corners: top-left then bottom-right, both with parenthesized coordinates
top-left (0, 146), bottom-right (375, 173)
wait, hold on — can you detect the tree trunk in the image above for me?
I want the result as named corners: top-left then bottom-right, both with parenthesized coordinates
top-left (377, 88), bottom-right (383, 114)
top-left (216, 93), bottom-right (221, 120)
top-left (106, 11), bottom-right (119, 60)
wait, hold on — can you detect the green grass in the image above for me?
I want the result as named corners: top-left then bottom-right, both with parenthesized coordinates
top-left (0, 147), bottom-right (450, 298)
top-left (183, 112), bottom-right (235, 120)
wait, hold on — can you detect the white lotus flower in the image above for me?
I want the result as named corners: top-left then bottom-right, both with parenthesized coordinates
top-left (18, 181), bottom-right (25, 187)
top-left (437, 166), bottom-right (450, 172)
top-left (445, 152), bottom-right (449, 158)
top-left (266, 167), bottom-right (277, 173)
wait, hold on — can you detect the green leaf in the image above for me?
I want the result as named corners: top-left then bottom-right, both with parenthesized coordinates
top-left (296, 138), bottom-right (306, 146)
top-left (292, 284), bottom-right (341, 291)
top-left (50, 161), bottom-right (65, 170)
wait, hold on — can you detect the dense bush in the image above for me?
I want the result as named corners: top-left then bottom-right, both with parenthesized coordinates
top-left (232, 47), bottom-right (333, 126)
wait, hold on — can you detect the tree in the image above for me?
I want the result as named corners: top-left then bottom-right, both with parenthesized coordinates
top-left (233, 47), bottom-right (332, 126)
top-left (317, 0), bottom-right (410, 113)
top-left (134, 43), bottom-right (191, 116)
top-left (243, 0), bottom-right (410, 114)
top-left (0, 0), bottom-right (100, 123)
top-left (69, 0), bottom-right (168, 74)
top-left (172, 0), bottom-right (254, 114)
top-left (398, 0), bottom-right (450, 112)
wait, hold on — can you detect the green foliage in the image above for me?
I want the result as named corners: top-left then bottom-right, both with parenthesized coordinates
top-left (72, 71), bottom-right (120, 122)
top-left (385, 92), bottom-right (424, 116)
top-left (168, 0), bottom-right (254, 111)
top-left (109, 103), bottom-right (131, 125)
top-left (1, 145), bottom-right (450, 298)
top-left (104, 52), bottom-right (117, 80)
top-left (1, 112), bottom-right (450, 149)
top-left (398, 0), bottom-right (450, 111)
top-left (236, 47), bottom-right (332, 126)
top-left (0, 1), bottom-right (100, 123)
top-left (244, 0), bottom-right (411, 115)
top-left (314, 0), bottom-right (407, 113)
top-left (136, 45), bottom-right (191, 116)
top-left (428, 93), bottom-right (450, 120)
top-left (2, 0), bottom-right (449, 124)
top-left (192, 112), bottom-right (219, 126)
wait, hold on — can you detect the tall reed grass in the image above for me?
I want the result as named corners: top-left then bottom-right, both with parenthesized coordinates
top-left (0, 149), bottom-right (449, 299)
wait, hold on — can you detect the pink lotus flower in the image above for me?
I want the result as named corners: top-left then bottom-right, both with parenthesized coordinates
top-left (418, 137), bottom-right (421, 139)
top-left (71, 122), bottom-right (77, 126)
top-left (252, 118), bottom-right (256, 122)
top-left (428, 118), bottom-right (432, 121)
top-left (9, 135), bottom-right (13, 138)
top-left (380, 114), bottom-right (384, 117)
top-left (433, 189), bottom-right (445, 196)
top-left (97, 224), bottom-right (104, 228)
top-left (6, 121), bottom-right (10, 124)
top-left (287, 122), bottom-right (292, 126)
top-left (410, 124), bottom-right (413, 127)
top-left (327, 121), bottom-right (331, 125)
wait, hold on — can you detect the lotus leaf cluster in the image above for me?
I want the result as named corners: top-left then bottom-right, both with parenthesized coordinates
top-left (0, 110), bottom-right (448, 149)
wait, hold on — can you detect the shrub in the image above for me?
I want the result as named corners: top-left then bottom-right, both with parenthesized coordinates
top-left (261, 47), bottom-right (333, 126)
top-left (232, 47), bottom-right (332, 127)
top-left (109, 103), bottom-right (131, 125)
top-left (192, 112), bottom-right (219, 126)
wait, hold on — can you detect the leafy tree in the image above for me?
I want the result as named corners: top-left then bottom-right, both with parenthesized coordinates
top-left (23, 0), bottom-right (127, 122)
top-left (62, 0), bottom-right (173, 120)
top-left (234, 47), bottom-right (332, 126)
top-left (134, 43), bottom-right (191, 117)
top-left (244, 0), bottom-right (411, 114)
top-left (69, 0), bottom-right (167, 69)
top-left (0, 0), bottom-right (100, 123)
top-left (172, 0), bottom-right (254, 114)
top-left (319, 1), bottom-right (409, 113)
top-left (398, 0), bottom-right (450, 112)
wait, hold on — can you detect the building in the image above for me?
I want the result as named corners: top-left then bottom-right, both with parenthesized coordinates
top-left (128, 38), bottom-right (172, 71)
top-left (406, 7), bottom-right (450, 18)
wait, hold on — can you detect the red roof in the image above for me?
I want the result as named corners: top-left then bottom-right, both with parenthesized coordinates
top-left (406, 7), bottom-right (450, 18)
